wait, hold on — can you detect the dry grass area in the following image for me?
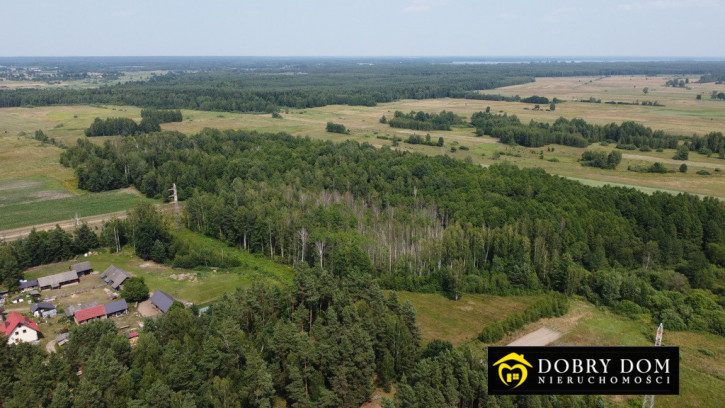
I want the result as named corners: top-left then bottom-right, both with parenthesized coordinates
top-left (397, 291), bottom-right (540, 346)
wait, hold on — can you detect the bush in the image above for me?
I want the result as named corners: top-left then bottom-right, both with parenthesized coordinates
top-left (614, 300), bottom-right (642, 318)
top-left (697, 170), bottom-right (711, 175)
top-left (326, 122), bottom-right (348, 134)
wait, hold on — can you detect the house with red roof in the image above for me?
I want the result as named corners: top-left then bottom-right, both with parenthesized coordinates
top-left (1, 312), bottom-right (41, 344)
top-left (74, 304), bottom-right (107, 325)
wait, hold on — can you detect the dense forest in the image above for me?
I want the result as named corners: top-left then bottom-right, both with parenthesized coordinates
top-left (85, 110), bottom-right (182, 137)
top-left (3, 59), bottom-right (725, 113)
top-left (58, 129), bottom-right (725, 337)
top-left (470, 111), bottom-right (681, 149)
top-left (388, 110), bottom-right (465, 131)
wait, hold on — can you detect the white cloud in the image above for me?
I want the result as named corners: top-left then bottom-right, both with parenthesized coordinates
top-left (618, 0), bottom-right (717, 11)
top-left (404, 0), bottom-right (448, 14)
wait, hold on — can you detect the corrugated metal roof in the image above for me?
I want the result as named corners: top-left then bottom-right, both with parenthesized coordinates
top-left (100, 265), bottom-right (131, 289)
top-left (19, 280), bottom-right (38, 290)
top-left (37, 271), bottom-right (78, 289)
top-left (104, 299), bottom-right (128, 315)
top-left (74, 305), bottom-right (106, 323)
top-left (150, 290), bottom-right (175, 313)
top-left (70, 261), bottom-right (92, 273)
top-left (65, 301), bottom-right (98, 317)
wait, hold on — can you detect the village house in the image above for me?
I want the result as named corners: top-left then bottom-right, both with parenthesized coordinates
top-left (74, 304), bottom-right (106, 325)
top-left (1, 312), bottom-right (41, 344)
top-left (150, 290), bottom-right (175, 314)
top-left (100, 265), bottom-right (131, 290)
top-left (104, 299), bottom-right (128, 318)
top-left (70, 261), bottom-right (93, 276)
top-left (37, 270), bottom-right (79, 290)
top-left (30, 302), bottom-right (57, 319)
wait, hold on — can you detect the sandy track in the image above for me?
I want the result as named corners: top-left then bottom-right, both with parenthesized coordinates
top-left (507, 327), bottom-right (562, 346)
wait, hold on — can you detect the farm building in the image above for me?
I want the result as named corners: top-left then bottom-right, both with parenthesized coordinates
top-left (56, 332), bottom-right (70, 347)
top-left (1, 312), bottom-right (40, 344)
top-left (104, 299), bottom-right (128, 318)
top-left (70, 261), bottom-right (93, 276)
top-left (150, 290), bottom-right (175, 313)
top-left (30, 302), bottom-right (57, 318)
top-left (18, 280), bottom-right (38, 291)
top-left (100, 265), bottom-right (131, 290)
top-left (65, 301), bottom-right (98, 318)
top-left (74, 304), bottom-right (106, 325)
top-left (37, 270), bottom-right (79, 290)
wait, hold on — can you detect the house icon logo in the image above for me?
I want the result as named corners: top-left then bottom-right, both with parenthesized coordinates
top-left (493, 352), bottom-right (533, 389)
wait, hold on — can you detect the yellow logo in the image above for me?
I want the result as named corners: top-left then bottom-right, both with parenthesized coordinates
top-left (493, 352), bottom-right (533, 389)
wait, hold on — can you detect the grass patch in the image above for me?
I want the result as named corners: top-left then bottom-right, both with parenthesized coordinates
top-left (0, 190), bottom-right (141, 230)
top-left (396, 291), bottom-right (540, 346)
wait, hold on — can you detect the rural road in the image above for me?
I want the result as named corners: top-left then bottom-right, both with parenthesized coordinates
top-left (507, 327), bottom-right (562, 346)
top-left (0, 202), bottom-right (177, 242)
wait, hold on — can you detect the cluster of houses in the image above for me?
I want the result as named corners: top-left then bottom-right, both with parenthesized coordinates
top-left (2, 261), bottom-right (180, 346)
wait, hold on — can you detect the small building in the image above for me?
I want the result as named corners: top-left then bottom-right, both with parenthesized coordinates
top-left (126, 331), bottom-right (139, 346)
top-left (18, 280), bottom-right (38, 291)
top-left (65, 301), bottom-right (98, 318)
top-left (150, 290), bottom-right (175, 314)
top-left (104, 299), bottom-right (128, 318)
top-left (100, 265), bottom-right (131, 290)
top-left (11, 296), bottom-right (24, 304)
top-left (27, 290), bottom-right (41, 299)
top-left (74, 305), bottom-right (106, 325)
top-left (37, 271), bottom-right (79, 290)
top-left (56, 332), bottom-right (70, 347)
top-left (1, 312), bottom-right (40, 344)
top-left (70, 261), bottom-right (93, 276)
top-left (30, 302), bottom-right (57, 319)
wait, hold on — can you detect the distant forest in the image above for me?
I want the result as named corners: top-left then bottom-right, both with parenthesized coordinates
top-left (3, 59), bottom-right (725, 112)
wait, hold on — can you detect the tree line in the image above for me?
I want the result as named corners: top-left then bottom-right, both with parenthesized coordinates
top-left (85, 110), bottom-right (182, 137)
top-left (387, 110), bottom-right (465, 131)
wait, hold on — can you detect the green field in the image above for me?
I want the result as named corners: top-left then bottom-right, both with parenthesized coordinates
top-left (0, 189), bottom-right (142, 230)
top-left (397, 291), bottom-right (541, 346)
top-left (23, 229), bottom-right (294, 304)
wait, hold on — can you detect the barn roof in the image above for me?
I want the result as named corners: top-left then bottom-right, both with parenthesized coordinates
top-left (19, 280), bottom-right (38, 290)
top-left (37, 271), bottom-right (78, 289)
top-left (1, 312), bottom-right (40, 336)
top-left (70, 261), bottom-right (92, 273)
top-left (150, 290), bottom-right (175, 313)
top-left (74, 305), bottom-right (106, 323)
top-left (104, 299), bottom-right (128, 315)
top-left (100, 265), bottom-right (131, 289)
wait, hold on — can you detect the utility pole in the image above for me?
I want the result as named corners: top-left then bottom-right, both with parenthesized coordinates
top-left (168, 183), bottom-right (180, 228)
top-left (642, 323), bottom-right (664, 408)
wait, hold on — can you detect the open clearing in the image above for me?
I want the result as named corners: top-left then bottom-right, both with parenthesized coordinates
top-left (507, 327), bottom-right (562, 346)
top-left (396, 291), bottom-right (541, 346)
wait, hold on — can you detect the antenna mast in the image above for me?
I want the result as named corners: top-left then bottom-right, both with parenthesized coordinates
top-left (642, 323), bottom-right (664, 408)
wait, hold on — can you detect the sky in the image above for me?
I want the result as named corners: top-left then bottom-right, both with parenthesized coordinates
top-left (1, 0), bottom-right (723, 57)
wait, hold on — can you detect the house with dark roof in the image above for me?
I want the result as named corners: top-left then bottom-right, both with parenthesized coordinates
top-left (37, 271), bottom-right (79, 290)
top-left (18, 280), bottom-right (38, 291)
top-left (70, 261), bottom-right (93, 276)
top-left (1, 312), bottom-right (40, 344)
top-left (104, 299), bottom-right (128, 318)
top-left (74, 305), bottom-right (106, 325)
top-left (100, 265), bottom-right (131, 290)
top-left (65, 301), bottom-right (98, 318)
top-left (150, 290), bottom-right (175, 313)
top-left (30, 302), bottom-right (57, 319)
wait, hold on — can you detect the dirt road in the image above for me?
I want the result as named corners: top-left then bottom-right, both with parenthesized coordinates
top-left (507, 327), bottom-right (562, 346)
